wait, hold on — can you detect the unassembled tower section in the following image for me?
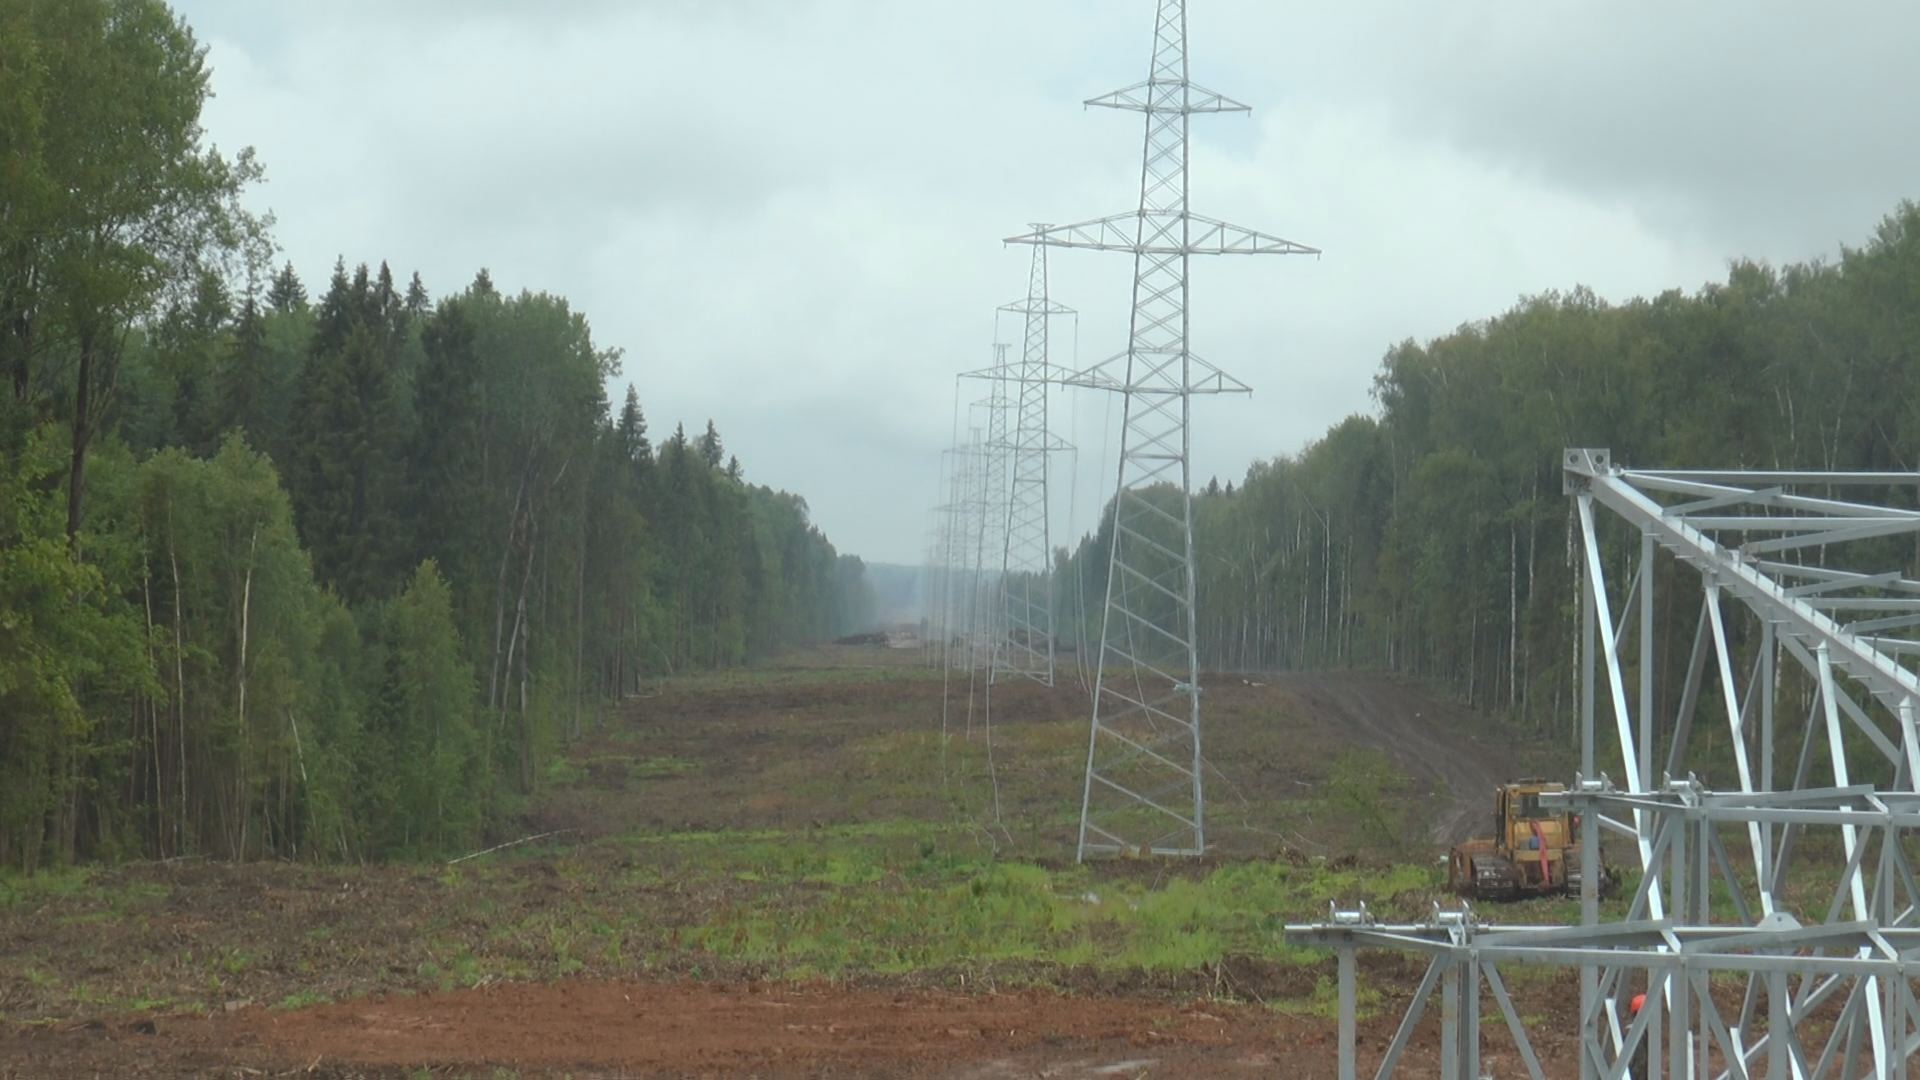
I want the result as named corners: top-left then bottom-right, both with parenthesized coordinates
top-left (1289, 449), bottom-right (1920, 1078)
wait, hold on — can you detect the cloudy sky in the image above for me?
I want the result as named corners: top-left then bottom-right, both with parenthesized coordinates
top-left (173, 0), bottom-right (1920, 566)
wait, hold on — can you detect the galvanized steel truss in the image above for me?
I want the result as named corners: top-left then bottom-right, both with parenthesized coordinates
top-left (929, 370), bottom-right (1009, 686)
top-left (957, 243), bottom-right (1078, 690)
top-left (1290, 907), bottom-right (1920, 1080)
top-left (928, 435), bottom-right (985, 677)
top-left (1007, 0), bottom-right (1317, 860)
top-left (967, 347), bottom-right (1015, 677)
top-left (1289, 449), bottom-right (1920, 1078)
top-left (993, 241), bottom-right (1071, 688)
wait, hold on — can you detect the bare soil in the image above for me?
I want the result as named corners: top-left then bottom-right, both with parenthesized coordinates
top-left (2, 974), bottom-right (1591, 1078)
top-left (1269, 672), bottom-right (1517, 845)
top-left (1, 648), bottom-right (1567, 1078)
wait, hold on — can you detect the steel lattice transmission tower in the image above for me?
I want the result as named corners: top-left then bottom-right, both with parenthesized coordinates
top-left (995, 244), bottom-right (1070, 686)
top-left (929, 444), bottom-right (973, 672)
top-left (964, 242), bottom-right (1076, 687)
top-left (967, 345), bottom-right (1015, 674)
top-left (1009, 0), bottom-right (1317, 858)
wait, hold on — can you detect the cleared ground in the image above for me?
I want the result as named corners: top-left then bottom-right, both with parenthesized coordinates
top-left (3, 646), bottom-right (1594, 1077)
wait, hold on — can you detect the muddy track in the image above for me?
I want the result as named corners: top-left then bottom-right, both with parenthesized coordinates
top-left (1263, 673), bottom-right (1512, 846)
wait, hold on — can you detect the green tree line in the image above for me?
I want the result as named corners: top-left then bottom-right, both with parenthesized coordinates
top-left (1059, 202), bottom-right (1920, 738)
top-left (0, 0), bottom-right (871, 871)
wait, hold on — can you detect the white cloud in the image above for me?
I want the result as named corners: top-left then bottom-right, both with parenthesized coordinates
top-left (176, 0), bottom-right (1919, 563)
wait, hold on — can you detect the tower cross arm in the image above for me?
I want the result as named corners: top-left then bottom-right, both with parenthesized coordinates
top-left (1006, 212), bottom-right (1320, 257)
top-left (1085, 78), bottom-right (1250, 115)
top-left (959, 359), bottom-right (1124, 394)
top-left (1069, 349), bottom-right (1252, 396)
top-left (997, 297), bottom-right (1077, 317)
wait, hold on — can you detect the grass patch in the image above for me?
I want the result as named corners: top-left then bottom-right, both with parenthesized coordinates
top-left (630, 756), bottom-right (695, 780)
top-left (544, 758), bottom-right (587, 788)
top-left (1273, 973), bottom-right (1386, 1020)
top-left (275, 990), bottom-right (330, 1010)
top-left (677, 827), bottom-right (1441, 980)
top-left (0, 867), bottom-right (97, 908)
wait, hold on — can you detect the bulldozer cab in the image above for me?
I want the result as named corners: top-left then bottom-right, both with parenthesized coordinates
top-left (1496, 780), bottom-right (1570, 854)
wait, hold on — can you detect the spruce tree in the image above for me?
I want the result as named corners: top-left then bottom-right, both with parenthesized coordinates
top-left (311, 259), bottom-right (354, 357)
top-left (288, 265), bottom-right (406, 602)
top-left (697, 419), bottom-right (724, 468)
top-left (411, 300), bottom-right (484, 581)
top-left (267, 261), bottom-right (307, 313)
top-left (215, 295), bottom-right (267, 441)
top-left (374, 261), bottom-right (403, 342)
top-left (404, 271), bottom-right (429, 321)
top-left (616, 385), bottom-right (651, 467)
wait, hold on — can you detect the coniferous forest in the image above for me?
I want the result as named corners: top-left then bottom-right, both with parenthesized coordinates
top-left (0, 0), bottom-right (872, 871)
top-left (1058, 204), bottom-right (1920, 741)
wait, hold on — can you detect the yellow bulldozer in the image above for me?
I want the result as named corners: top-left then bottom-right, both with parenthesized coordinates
top-left (1447, 779), bottom-right (1591, 901)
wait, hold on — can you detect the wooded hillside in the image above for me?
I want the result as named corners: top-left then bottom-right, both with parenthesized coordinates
top-left (0, 0), bottom-right (871, 871)
top-left (1062, 203), bottom-right (1920, 735)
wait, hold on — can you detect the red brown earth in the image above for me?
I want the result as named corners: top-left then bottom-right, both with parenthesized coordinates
top-left (1, 648), bottom-right (1568, 1078)
top-left (3, 975), bottom-right (1592, 1078)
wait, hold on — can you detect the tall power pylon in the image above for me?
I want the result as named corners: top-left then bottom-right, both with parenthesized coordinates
top-left (977, 241), bottom-right (1075, 687)
top-left (1010, 0), bottom-right (1317, 859)
top-left (933, 433), bottom-right (985, 679)
top-left (967, 345), bottom-right (1015, 674)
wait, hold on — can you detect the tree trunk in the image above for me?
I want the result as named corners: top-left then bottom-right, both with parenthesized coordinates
top-left (574, 534), bottom-right (586, 738)
top-left (142, 557), bottom-right (163, 854)
top-left (170, 537), bottom-right (188, 856)
top-left (65, 331), bottom-right (96, 547)
top-left (488, 469), bottom-right (530, 711)
top-left (6, 307), bottom-right (28, 404)
top-left (234, 528), bottom-right (259, 859)
top-left (1508, 521), bottom-right (1518, 713)
top-left (1319, 514), bottom-right (1332, 663)
top-left (503, 511), bottom-right (539, 793)
top-left (1526, 479), bottom-right (1540, 726)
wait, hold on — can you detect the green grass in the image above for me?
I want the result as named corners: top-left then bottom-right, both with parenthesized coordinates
top-left (544, 757), bottom-right (587, 787)
top-left (629, 755), bottom-right (696, 780)
top-left (1273, 973), bottom-right (1385, 1020)
top-left (652, 659), bottom-right (940, 693)
top-left (0, 866), bottom-right (98, 908)
top-left (23, 966), bottom-right (59, 989)
top-left (658, 821), bottom-right (1439, 980)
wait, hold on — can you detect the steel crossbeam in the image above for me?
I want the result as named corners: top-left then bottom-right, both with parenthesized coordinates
top-left (1286, 451), bottom-right (1920, 1078)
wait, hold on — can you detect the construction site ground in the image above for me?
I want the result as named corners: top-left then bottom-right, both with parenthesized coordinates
top-left (2, 646), bottom-right (1598, 1078)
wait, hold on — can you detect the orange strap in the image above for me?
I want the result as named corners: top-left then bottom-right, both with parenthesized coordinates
top-left (1530, 820), bottom-right (1550, 883)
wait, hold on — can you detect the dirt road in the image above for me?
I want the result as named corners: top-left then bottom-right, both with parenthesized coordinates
top-left (1266, 673), bottom-right (1515, 845)
top-left (2, 975), bottom-right (1582, 1078)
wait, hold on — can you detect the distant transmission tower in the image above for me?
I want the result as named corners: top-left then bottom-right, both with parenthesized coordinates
top-left (962, 243), bottom-right (1076, 687)
top-left (995, 242), bottom-right (1074, 687)
top-left (933, 435), bottom-right (983, 681)
top-left (1010, 0), bottom-right (1317, 858)
top-left (967, 345), bottom-right (1015, 675)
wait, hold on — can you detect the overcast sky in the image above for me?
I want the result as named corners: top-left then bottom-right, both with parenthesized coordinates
top-left (173, 0), bottom-right (1920, 566)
